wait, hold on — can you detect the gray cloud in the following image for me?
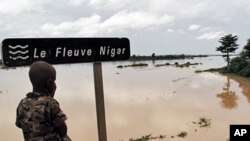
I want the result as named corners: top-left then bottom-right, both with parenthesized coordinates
top-left (1, 0), bottom-right (250, 55)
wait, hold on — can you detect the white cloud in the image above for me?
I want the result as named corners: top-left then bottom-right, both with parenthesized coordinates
top-left (101, 10), bottom-right (174, 32)
top-left (41, 15), bottom-right (101, 36)
top-left (105, 0), bottom-right (131, 9)
top-left (0, 0), bottom-right (31, 15)
top-left (181, 2), bottom-right (209, 18)
top-left (88, 0), bottom-right (102, 6)
top-left (196, 31), bottom-right (225, 40)
top-left (167, 29), bottom-right (174, 33)
top-left (166, 28), bottom-right (186, 34)
top-left (149, 0), bottom-right (211, 19)
top-left (188, 24), bottom-right (201, 31)
top-left (88, 0), bottom-right (131, 10)
top-left (1, 0), bottom-right (250, 55)
top-left (41, 10), bottom-right (174, 36)
top-left (0, 0), bottom-right (46, 15)
top-left (68, 0), bottom-right (87, 6)
top-left (199, 27), bottom-right (212, 32)
top-left (177, 29), bottom-right (186, 34)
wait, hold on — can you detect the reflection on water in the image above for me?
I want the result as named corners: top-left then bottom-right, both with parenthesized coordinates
top-left (228, 75), bottom-right (250, 103)
top-left (217, 76), bottom-right (238, 109)
top-left (1, 57), bottom-right (250, 141)
top-left (217, 74), bottom-right (250, 110)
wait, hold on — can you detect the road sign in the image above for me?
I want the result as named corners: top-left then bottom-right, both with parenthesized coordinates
top-left (1, 37), bottom-right (130, 141)
top-left (1, 38), bottom-right (130, 67)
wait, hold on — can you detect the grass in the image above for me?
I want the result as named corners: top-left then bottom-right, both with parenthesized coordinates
top-left (177, 131), bottom-right (188, 138)
top-left (0, 65), bottom-right (17, 70)
top-left (198, 117), bottom-right (211, 128)
top-left (118, 61), bottom-right (200, 68)
top-left (129, 54), bottom-right (208, 61)
top-left (193, 117), bottom-right (211, 128)
top-left (128, 134), bottom-right (166, 141)
top-left (123, 116), bottom-right (211, 141)
top-left (129, 134), bottom-right (151, 141)
top-left (126, 131), bottom-right (190, 141)
top-left (117, 63), bottom-right (148, 68)
top-left (199, 57), bottom-right (250, 78)
top-left (175, 62), bottom-right (200, 68)
top-left (155, 63), bottom-right (170, 67)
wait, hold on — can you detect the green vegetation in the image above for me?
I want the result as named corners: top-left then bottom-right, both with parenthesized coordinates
top-left (0, 65), bottom-right (16, 70)
top-left (128, 134), bottom-right (166, 141)
top-left (194, 117), bottom-right (211, 128)
top-left (175, 62), bottom-right (200, 68)
top-left (216, 34), bottom-right (239, 69)
top-left (118, 61), bottom-right (201, 69)
top-left (241, 38), bottom-right (250, 59)
top-left (122, 116), bottom-right (211, 141)
top-left (155, 63), bottom-right (171, 67)
top-left (117, 63), bottom-right (148, 68)
top-left (155, 62), bottom-right (200, 68)
top-left (177, 131), bottom-right (188, 138)
top-left (204, 56), bottom-right (250, 77)
top-left (129, 134), bottom-right (151, 141)
top-left (203, 35), bottom-right (250, 78)
top-left (129, 54), bottom-right (208, 61)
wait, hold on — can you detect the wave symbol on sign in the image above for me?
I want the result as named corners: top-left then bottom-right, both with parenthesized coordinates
top-left (8, 45), bottom-right (29, 60)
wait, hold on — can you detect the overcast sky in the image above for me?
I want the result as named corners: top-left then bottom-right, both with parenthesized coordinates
top-left (1, 0), bottom-right (250, 55)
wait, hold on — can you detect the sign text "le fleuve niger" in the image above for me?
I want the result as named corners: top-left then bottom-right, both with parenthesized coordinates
top-left (1, 38), bottom-right (130, 67)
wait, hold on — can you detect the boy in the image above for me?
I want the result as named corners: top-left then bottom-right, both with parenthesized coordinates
top-left (16, 61), bottom-right (71, 141)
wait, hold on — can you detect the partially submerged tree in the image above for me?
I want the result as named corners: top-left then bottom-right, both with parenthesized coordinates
top-left (216, 34), bottom-right (239, 69)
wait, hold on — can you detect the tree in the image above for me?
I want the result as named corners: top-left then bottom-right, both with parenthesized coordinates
top-left (216, 34), bottom-right (239, 69)
top-left (152, 53), bottom-right (155, 58)
top-left (242, 38), bottom-right (250, 59)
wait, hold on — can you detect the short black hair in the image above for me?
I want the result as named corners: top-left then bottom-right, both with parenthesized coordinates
top-left (29, 61), bottom-right (56, 91)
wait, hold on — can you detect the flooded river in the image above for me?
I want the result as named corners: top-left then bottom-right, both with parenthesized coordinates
top-left (1, 56), bottom-right (250, 141)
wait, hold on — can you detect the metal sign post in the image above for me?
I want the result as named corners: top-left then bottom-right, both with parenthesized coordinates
top-left (93, 62), bottom-right (107, 141)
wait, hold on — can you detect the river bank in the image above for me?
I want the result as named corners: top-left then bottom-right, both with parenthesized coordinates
top-left (200, 57), bottom-right (250, 78)
top-left (129, 54), bottom-right (209, 61)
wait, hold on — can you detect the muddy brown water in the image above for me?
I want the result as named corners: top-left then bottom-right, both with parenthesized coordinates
top-left (1, 56), bottom-right (250, 141)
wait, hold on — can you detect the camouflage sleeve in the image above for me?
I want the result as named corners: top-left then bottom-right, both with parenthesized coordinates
top-left (15, 100), bottom-right (24, 128)
top-left (15, 105), bottom-right (21, 128)
top-left (46, 98), bottom-right (67, 127)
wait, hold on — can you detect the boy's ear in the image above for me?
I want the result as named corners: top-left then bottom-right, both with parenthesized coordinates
top-left (47, 78), bottom-right (54, 90)
top-left (46, 78), bottom-right (55, 97)
top-left (47, 78), bottom-right (52, 86)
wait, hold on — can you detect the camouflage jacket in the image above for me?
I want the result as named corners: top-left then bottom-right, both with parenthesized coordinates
top-left (16, 92), bottom-right (68, 141)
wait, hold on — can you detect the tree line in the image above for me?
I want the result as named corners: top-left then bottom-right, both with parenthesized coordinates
top-left (216, 34), bottom-right (250, 68)
top-left (216, 34), bottom-right (250, 76)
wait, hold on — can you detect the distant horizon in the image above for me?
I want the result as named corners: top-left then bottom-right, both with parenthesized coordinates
top-left (0, 52), bottom-right (239, 62)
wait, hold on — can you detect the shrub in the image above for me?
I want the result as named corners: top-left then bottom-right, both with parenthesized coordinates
top-left (238, 64), bottom-right (250, 77)
top-left (228, 57), bottom-right (248, 73)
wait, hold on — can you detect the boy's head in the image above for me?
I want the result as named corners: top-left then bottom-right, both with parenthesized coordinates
top-left (29, 61), bottom-right (57, 97)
